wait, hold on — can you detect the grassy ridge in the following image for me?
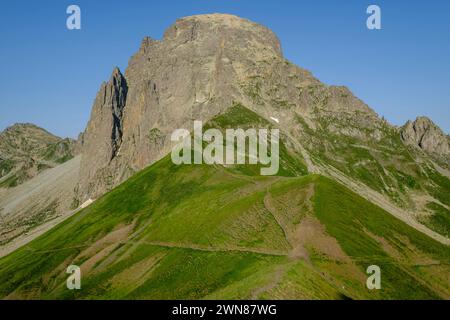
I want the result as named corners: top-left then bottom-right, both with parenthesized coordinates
top-left (0, 154), bottom-right (448, 299)
top-left (0, 105), bottom-right (448, 299)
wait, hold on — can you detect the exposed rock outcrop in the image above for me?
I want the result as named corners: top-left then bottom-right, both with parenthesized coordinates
top-left (401, 117), bottom-right (450, 161)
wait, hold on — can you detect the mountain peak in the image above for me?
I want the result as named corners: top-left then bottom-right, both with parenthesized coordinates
top-left (163, 13), bottom-right (282, 57)
top-left (2, 122), bottom-right (56, 138)
top-left (76, 13), bottom-right (379, 199)
top-left (0, 122), bottom-right (76, 187)
top-left (111, 66), bottom-right (121, 76)
top-left (401, 116), bottom-right (450, 159)
top-left (109, 67), bottom-right (126, 86)
top-left (411, 116), bottom-right (434, 126)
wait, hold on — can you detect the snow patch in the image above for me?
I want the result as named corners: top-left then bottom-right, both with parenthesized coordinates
top-left (270, 116), bottom-right (279, 123)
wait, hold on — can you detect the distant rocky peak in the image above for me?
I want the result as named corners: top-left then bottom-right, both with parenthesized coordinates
top-left (3, 123), bottom-right (56, 136)
top-left (401, 116), bottom-right (450, 158)
top-left (0, 123), bottom-right (76, 187)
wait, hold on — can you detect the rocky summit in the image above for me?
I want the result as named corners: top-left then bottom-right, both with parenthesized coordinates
top-left (76, 14), bottom-right (377, 200)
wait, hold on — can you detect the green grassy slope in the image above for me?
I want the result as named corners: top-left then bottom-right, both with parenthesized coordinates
top-left (0, 105), bottom-right (448, 300)
top-left (296, 108), bottom-right (450, 238)
top-left (239, 66), bottom-right (450, 239)
top-left (0, 154), bottom-right (448, 299)
top-left (206, 103), bottom-right (308, 177)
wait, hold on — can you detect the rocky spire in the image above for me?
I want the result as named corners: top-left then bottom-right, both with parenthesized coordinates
top-left (77, 67), bottom-right (128, 199)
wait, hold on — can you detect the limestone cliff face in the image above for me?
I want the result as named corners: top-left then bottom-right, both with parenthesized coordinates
top-left (77, 14), bottom-right (291, 199)
top-left (401, 117), bottom-right (450, 161)
top-left (75, 14), bottom-right (388, 200)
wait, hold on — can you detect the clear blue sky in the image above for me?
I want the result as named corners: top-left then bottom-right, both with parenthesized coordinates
top-left (1, 0), bottom-right (449, 138)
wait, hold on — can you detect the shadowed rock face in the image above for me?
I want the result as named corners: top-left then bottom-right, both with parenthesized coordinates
top-left (401, 117), bottom-right (450, 161)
